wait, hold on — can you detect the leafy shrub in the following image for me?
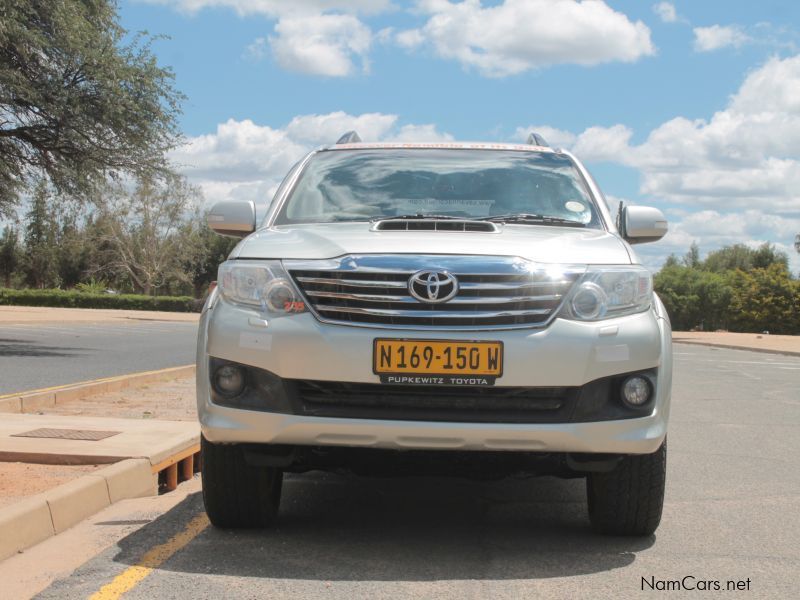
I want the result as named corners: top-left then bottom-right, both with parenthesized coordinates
top-left (727, 265), bottom-right (800, 334)
top-left (655, 261), bottom-right (800, 334)
top-left (74, 279), bottom-right (109, 294)
top-left (0, 288), bottom-right (199, 312)
top-left (654, 265), bottom-right (732, 331)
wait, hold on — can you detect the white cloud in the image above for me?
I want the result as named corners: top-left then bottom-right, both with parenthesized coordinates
top-left (520, 55), bottom-right (800, 271)
top-left (572, 125), bottom-right (634, 162)
top-left (395, 28), bottom-right (425, 49)
top-left (389, 124), bottom-right (454, 142)
top-left (546, 55), bottom-right (800, 213)
top-left (143, 0), bottom-right (390, 17)
top-left (395, 0), bottom-right (655, 77)
top-left (172, 112), bottom-right (452, 204)
top-left (146, 1), bottom-right (386, 77)
top-left (693, 25), bottom-right (751, 52)
top-left (243, 37), bottom-right (268, 61)
top-left (269, 14), bottom-right (372, 76)
top-left (284, 111), bottom-right (398, 145)
top-left (172, 118), bottom-right (306, 186)
top-left (652, 2), bottom-right (677, 23)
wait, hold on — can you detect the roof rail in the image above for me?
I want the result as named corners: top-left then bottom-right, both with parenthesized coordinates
top-left (336, 131), bottom-right (362, 144)
top-left (526, 132), bottom-right (550, 147)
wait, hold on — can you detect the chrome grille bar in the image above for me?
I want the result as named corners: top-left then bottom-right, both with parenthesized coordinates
top-left (459, 280), bottom-right (573, 290)
top-left (314, 305), bottom-right (553, 318)
top-left (295, 276), bottom-right (408, 288)
top-left (306, 290), bottom-right (562, 304)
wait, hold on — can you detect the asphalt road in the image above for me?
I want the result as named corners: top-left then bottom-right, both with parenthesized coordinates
top-left (24, 344), bottom-right (800, 599)
top-left (0, 320), bottom-right (198, 395)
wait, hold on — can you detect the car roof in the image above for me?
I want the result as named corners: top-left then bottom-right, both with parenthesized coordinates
top-left (324, 142), bottom-right (558, 153)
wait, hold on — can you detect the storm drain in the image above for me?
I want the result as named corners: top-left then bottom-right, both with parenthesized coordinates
top-left (10, 428), bottom-right (121, 441)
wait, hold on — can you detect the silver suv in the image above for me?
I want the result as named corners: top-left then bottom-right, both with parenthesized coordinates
top-left (197, 133), bottom-right (672, 536)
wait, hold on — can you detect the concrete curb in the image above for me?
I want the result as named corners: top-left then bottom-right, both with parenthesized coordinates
top-left (673, 340), bottom-right (800, 358)
top-left (0, 365), bottom-right (196, 414)
top-left (0, 458), bottom-right (158, 561)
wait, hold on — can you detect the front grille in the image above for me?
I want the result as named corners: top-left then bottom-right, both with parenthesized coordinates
top-left (294, 380), bottom-right (578, 423)
top-left (288, 255), bottom-right (580, 329)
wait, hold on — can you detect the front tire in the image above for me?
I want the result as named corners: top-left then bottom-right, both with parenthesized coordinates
top-left (587, 440), bottom-right (666, 536)
top-left (201, 435), bottom-right (283, 528)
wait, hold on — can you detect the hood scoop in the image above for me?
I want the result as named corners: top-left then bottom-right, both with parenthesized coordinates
top-left (372, 219), bottom-right (499, 233)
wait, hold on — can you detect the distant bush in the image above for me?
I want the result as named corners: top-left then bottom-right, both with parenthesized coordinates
top-left (654, 243), bottom-right (800, 334)
top-left (0, 288), bottom-right (199, 312)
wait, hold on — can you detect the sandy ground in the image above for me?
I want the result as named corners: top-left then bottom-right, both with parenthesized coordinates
top-left (673, 331), bottom-right (800, 355)
top-left (0, 463), bottom-right (102, 509)
top-left (0, 305), bottom-right (199, 324)
top-left (33, 377), bottom-right (198, 421)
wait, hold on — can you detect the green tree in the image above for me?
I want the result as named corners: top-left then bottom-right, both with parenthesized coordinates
top-left (751, 243), bottom-right (789, 270)
top-left (55, 210), bottom-right (90, 288)
top-left (654, 264), bottom-right (732, 331)
top-left (0, 0), bottom-right (184, 215)
top-left (662, 254), bottom-right (680, 268)
top-left (180, 212), bottom-right (238, 297)
top-left (727, 265), bottom-right (799, 334)
top-left (23, 180), bottom-right (58, 288)
top-left (703, 243), bottom-right (788, 273)
top-left (683, 241), bottom-right (701, 268)
top-left (0, 225), bottom-right (19, 287)
top-left (92, 174), bottom-right (200, 295)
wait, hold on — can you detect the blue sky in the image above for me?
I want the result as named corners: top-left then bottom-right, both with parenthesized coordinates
top-left (123, 1), bottom-right (800, 271)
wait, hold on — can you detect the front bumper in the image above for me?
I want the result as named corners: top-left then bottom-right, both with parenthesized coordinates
top-left (197, 295), bottom-right (672, 454)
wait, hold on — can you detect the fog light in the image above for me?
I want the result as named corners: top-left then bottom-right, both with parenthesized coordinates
top-left (621, 375), bottom-right (651, 407)
top-left (214, 365), bottom-right (245, 397)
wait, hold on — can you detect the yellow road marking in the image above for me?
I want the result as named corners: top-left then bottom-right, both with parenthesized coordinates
top-left (0, 365), bottom-right (193, 400)
top-left (89, 512), bottom-right (209, 600)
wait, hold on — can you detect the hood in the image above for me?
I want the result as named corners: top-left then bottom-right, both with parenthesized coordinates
top-left (233, 223), bottom-right (633, 265)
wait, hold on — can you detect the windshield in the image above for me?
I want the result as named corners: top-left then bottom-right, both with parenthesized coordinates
top-left (273, 148), bottom-right (602, 228)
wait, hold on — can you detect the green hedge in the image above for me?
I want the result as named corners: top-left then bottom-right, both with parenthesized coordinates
top-left (0, 288), bottom-right (200, 312)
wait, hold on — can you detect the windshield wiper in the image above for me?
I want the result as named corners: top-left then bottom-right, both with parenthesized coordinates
top-left (372, 214), bottom-right (465, 222)
top-left (477, 213), bottom-right (587, 227)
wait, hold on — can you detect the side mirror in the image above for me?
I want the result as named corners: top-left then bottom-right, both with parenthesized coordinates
top-left (621, 206), bottom-right (668, 244)
top-left (207, 201), bottom-right (256, 238)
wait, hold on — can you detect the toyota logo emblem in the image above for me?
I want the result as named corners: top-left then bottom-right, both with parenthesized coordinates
top-left (408, 270), bottom-right (459, 303)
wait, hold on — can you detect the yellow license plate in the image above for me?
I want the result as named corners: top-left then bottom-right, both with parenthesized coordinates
top-left (373, 339), bottom-right (503, 384)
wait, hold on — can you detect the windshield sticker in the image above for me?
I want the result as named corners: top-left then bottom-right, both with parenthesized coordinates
top-left (565, 201), bottom-right (585, 213)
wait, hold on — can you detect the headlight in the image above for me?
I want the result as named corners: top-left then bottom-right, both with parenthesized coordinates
top-left (559, 266), bottom-right (652, 321)
top-left (217, 260), bottom-right (307, 316)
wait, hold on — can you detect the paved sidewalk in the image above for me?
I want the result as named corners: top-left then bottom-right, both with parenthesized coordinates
top-left (673, 331), bottom-right (800, 356)
top-left (0, 413), bottom-right (200, 562)
top-left (0, 305), bottom-right (199, 324)
top-left (0, 413), bottom-right (199, 466)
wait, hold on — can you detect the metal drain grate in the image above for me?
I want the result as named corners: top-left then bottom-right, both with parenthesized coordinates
top-left (11, 428), bottom-right (121, 441)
